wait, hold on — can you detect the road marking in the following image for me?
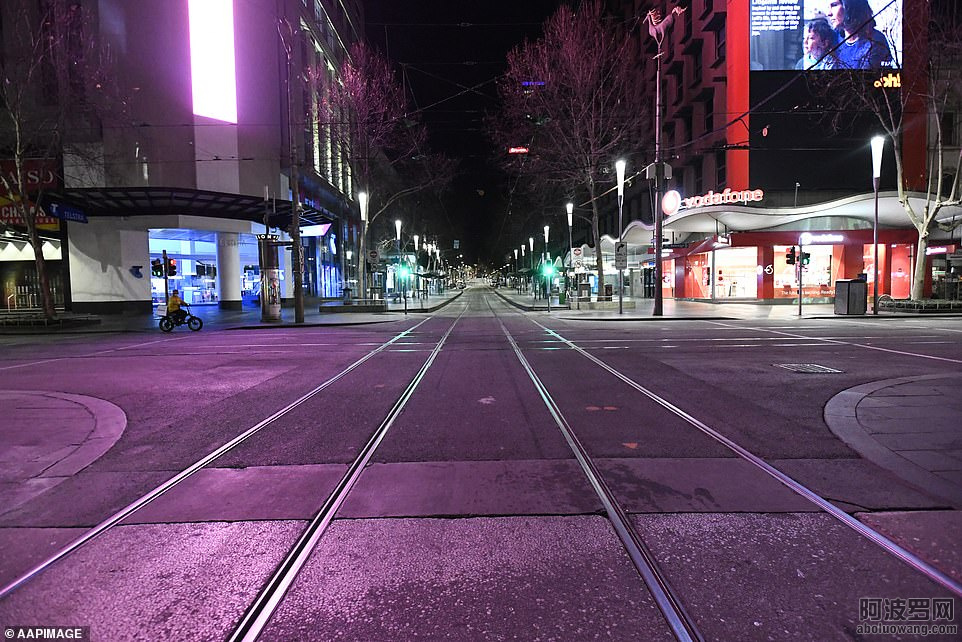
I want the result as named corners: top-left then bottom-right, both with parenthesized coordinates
top-left (0, 318), bottom-right (434, 599)
top-left (531, 318), bottom-right (962, 598)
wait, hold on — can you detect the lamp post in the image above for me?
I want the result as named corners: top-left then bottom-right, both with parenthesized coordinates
top-left (520, 244), bottom-right (526, 294)
top-left (565, 203), bottom-right (568, 310)
top-left (513, 248), bottom-right (518, 292)
top-left (615, 159), bottom-right (626, 315)
top-left (529, 237), bottom-right (535, 300)
top-left (544, 225), bottom-right (551, 312)
top-left (413, 234), bottom-right (420, 299)
top-left (395, 219), bottom-right (402, 302)
top-left (358, 191), bottom-right (368, 300)
top-left (644, 7), bottom-right (683, 317)
top-left (871, 135), bottom-right (885, 315)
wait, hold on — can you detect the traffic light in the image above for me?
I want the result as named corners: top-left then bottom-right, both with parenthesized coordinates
top-left (151, 258), bottom-right (163, 277)
top-left (786, 247), bottom-right (797, 265)
top-left (166, 258), bottom-right (177, 276)
top-left (398, 265), bottom-right (410, 278)
top-left (541, 263), bottom-right (555, 277)
top-left (800, 251), bottom-right (811, 266)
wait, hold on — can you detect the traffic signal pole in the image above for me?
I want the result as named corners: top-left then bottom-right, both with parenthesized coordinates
top-left (798, 241), bottom-right (803, 317)
top-left (162, 249), bottom-right (169, 311)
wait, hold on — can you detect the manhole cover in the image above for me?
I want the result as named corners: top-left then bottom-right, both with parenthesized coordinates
top-left (774, 363), bottom-right (844, 373)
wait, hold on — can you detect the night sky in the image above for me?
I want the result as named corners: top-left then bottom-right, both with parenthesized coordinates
top-left (363, 1), bottom-right (566, 265)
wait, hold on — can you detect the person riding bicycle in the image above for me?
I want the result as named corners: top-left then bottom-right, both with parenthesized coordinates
top-left (167, 289), bottom-right (188, 324)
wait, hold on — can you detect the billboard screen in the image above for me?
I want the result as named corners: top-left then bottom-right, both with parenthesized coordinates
top-left (750, 0), bottom-right (902, 71)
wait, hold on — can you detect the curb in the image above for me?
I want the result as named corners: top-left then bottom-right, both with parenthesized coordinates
top-left (823, 373), bottom-right (962, 510)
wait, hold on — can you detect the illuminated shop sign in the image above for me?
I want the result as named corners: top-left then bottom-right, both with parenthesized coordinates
top-left (188, 0), bottom-right (238, 123)
top-left (925, 246), bottom-right (947, 255)
top-left (508, 147), bottom-right (529, 154)
top-left (799, 233), bottom-right (844, 244)
top-left (663, 187), bottom-right (765, 217)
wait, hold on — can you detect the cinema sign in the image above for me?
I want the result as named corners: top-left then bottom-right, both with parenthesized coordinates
top-left (663, 187), bottom-right (765, 217)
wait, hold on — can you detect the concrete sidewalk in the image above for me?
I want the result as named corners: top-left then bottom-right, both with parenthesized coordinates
top-left (494, 286), bottom-right (962, 321)
top-left (0, 289), bottom-right (465, 334)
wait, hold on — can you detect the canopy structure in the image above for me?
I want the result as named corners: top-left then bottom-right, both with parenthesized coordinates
top-left (37, 186), bottom-right (334, 229)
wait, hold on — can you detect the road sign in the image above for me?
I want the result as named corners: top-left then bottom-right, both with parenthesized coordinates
top-left (572, 247), bottom-right (583, 259)
top-left (368, 249), bottom-right (380, 263)
top-left (614, 242), bottom-right (627, 270)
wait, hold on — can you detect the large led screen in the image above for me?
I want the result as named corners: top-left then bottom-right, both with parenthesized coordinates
top-left (751, 0), bottom-right (902, 71)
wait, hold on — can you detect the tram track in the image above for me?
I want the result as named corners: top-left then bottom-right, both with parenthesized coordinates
top-left (481, 293), bottom-right (962, 641)
top-left (512, 305), bottom-right (962, 598)
top-left (0, 312), bottom-right (456, 600)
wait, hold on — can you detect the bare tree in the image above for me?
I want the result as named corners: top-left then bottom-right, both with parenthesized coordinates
top-left (311, 43), bottom-right (453, 297)
top-left (815, 1), bottom-right (961, 300)
top-left (0, 0), bottom-right (119, 319)
top-left (491, 0), bottom-right (647, 292)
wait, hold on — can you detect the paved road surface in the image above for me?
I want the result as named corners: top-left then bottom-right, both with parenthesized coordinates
top-left (1, 286), bottom-right (960, 641)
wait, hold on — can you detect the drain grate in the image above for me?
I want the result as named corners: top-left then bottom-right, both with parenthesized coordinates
top-left (774, 363), bottom-right (844, 374)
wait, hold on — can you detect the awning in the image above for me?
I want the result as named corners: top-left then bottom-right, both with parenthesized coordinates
top-left (37, 187), bottom-right (333, 229)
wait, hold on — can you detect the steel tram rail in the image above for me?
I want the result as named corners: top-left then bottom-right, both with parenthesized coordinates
top-left (484, 296), bottom-right (704, 642)
top-left (524, 314), bottom-right (962, 598)
top-left (0, 316), bottom-right (437, 600)
top-left (228, 307), bottom-right (467, 642)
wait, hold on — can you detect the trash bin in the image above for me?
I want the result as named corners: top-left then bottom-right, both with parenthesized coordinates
top-left (834, 279), bottom-right (867, 315)
top-left (342, 287), bottom-right (352, 305)
top-left (602, 284), bottom-right (613, 301)
top-left (558, 291), bottom-right (567, 305)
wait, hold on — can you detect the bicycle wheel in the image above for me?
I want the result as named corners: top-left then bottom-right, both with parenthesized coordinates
top-left (159, 317), bottom-right (174, 332)
top-left (187, 316), bottom-right (203, 331)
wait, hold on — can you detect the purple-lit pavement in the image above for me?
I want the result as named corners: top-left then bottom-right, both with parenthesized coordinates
top-left (1, 286), bottom-right (960, 640)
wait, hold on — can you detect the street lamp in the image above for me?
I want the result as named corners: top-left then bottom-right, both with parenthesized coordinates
top-left (513, 248), bottom-right (519, 293)
top-left (615, 159), bottom-right (626, 315)
top-left (544, 225), bottom-right (551, 311)
top-left (358, 191), bottom-right (368, 300)
top-left (529, 237), bottom-right (535, 298)
top-left (395, 219), bottom-right (402, 301)
top-left (871, 135), bottom-right (885, 315)
top-left (565, 203), bottom-right (568, 310)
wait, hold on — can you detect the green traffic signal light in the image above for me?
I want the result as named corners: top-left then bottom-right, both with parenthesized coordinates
top-left (800, 251), bottom-right (811, 266)
top-left (151, 258), bottom-right (163, 277)
top-left (398, 265), bottom-right (411, 278)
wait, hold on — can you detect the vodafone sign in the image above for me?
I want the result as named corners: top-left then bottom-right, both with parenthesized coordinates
top-left (662, 187), bottom-right (765, 217)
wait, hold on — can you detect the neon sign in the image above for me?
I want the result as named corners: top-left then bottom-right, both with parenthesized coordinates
top-left (682, 188), bottom-right (764, 209)
top-left (508, 147), bottom-right (529, 155)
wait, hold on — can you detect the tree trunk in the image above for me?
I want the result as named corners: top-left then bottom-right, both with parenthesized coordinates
top-left (25, 215), bottom-right (57, 320)
top-left (911, 232), bottom-right (929, 301)
top-left (589, 184), bottom-right (604, 301)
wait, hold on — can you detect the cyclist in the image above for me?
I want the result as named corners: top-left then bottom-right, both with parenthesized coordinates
top-left (167, 289), bottom-right (188, 324)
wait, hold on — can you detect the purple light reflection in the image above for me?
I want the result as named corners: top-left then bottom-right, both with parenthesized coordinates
top-left (188, 0), bottom-right (238, 123)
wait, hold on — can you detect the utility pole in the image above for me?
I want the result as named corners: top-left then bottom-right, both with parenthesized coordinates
top-left (280, 18), bottom-right (304, 323)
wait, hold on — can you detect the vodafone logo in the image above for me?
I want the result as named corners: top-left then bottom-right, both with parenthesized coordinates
top-left (662, 190), bottom-right (681, 217)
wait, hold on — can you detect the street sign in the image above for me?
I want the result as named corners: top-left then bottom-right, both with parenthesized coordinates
top-left (368, 249), bottom-right (380, 263)
top-left (614, 242), bottom-right (627, 270)
top-left (572, 247), bottom-right (583, 259)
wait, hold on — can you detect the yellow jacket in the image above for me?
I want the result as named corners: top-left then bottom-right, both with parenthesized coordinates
top-left (167, 294), bottom-right (184, 314)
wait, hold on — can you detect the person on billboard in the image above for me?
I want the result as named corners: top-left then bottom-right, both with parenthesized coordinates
top-left (826, 0), bottom-right (894, 69)
top-left (795, 17), bottom-right (839, 70)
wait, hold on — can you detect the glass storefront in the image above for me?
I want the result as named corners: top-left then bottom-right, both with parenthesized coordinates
top-left (714, 247), bottom-right (758, 299)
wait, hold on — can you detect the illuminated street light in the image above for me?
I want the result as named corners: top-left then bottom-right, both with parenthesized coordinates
top-left (871, 135), bottom-right (885, 315)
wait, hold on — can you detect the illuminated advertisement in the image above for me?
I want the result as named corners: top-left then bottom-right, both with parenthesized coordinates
top-left (750, 0), bottom-right (902, 71)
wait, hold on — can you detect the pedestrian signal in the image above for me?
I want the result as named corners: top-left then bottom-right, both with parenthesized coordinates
top-left (151, 258), bottom-right (164, 277)
top-left (786, 247), bottom-right (797, 265)
top-left (800, 251), bottom-right (811, 266)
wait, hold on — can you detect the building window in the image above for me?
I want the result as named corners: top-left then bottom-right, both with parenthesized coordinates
top-left (940, 111), bottom-right (958, 147)
top-left (715, 29), bottom-right (726, 64)
top-left (704, 95), bottom-right (714, 133)
top-left (716, 152), bottom-right (726, 185)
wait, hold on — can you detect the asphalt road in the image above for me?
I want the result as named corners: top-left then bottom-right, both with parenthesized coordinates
top-left (1, 286), bottom-right (960, 641)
